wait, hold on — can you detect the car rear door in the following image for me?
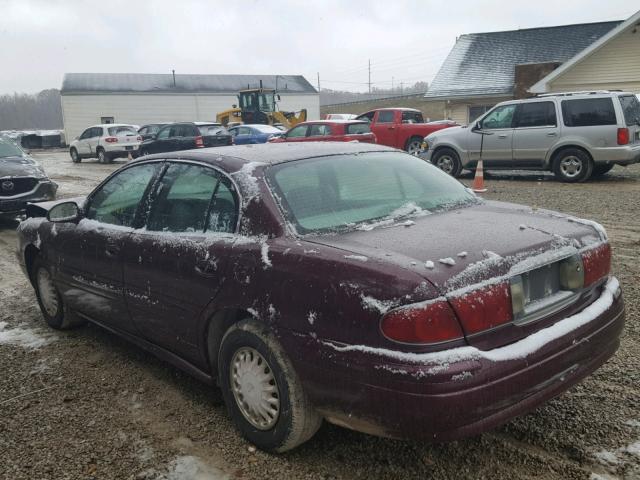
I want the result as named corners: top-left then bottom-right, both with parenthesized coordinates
top-left (55, 162), bottom-right (161, 333)
top-left (121, 161), bottom-right (240, 363)
top-left (307, 123), bottom-right (335, 141)
top-left (88, 127), bottom-right (103, 156)
top-left (512, 101), bottom-right (559, 167)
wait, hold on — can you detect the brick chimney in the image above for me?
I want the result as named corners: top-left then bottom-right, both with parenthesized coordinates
top-left (514, 62), bottom-right (562, 98)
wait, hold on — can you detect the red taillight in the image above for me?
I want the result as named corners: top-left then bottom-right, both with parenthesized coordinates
top-left (105, 137), bottom-right (118, 143)
top-left (617, 128), bottom-right (629, 145)
top-left (380, 299), bottom-right (464, 344)
top-left (582, 243), bottom-right (611, 287)
top-left (195, 135), bottom-right (204, 147)
top-left (449, 282), bottom-right (512, 335)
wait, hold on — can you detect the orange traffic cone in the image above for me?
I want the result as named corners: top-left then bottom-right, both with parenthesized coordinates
top-left (472, 159), bottom-right (487, 193)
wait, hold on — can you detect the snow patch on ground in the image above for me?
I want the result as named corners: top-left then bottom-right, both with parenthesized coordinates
top-left (439, 257), bottom-right (456, 266)
top-left (159, 455), bottom-right (230, 480)
top-left (424, 260), bottom-right (435, 269)
top-left (457, 251), bottom-right (468, 258)
top-left (0, 322), bottom-right (53, 349)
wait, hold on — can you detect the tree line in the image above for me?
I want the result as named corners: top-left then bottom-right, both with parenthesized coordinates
top-left (320, 81), bottom-right (429, 106)
top-left (0, 89), bottom-right (63, 131)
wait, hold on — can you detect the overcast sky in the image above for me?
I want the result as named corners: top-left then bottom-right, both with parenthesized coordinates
top-left (0, 0), bottom-right (636, 95)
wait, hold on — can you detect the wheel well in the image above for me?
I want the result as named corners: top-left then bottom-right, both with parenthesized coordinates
top-left (24, 244), bottom-right (40, 284)
top-left (549, 145), bottom-right (593, 168)
top-left (405, 135), bottom-right (423, 150)
top-left (431, 145), bottom-right (459, 160)
top-left (206, 308), bottom-right (255, 378)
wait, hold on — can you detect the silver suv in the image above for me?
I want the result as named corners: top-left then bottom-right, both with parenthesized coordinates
top-left (421, 91), bottom-right (640, 182)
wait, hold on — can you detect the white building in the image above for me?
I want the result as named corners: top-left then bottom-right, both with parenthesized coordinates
top-left (60, 73), bottom-right (320, 141)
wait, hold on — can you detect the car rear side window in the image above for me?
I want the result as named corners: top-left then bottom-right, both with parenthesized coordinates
top-left (515, 102), bottom-right (556, 128)
top-left (198, 125), bottom-right (227, 136)
top-left (345, 123), bottom-right (371, 135)
top-left (86, 163), bottom-right (159, 227)
top-left (377, 111), bottom-right (395, 123)
top-left (401, 111), bottom-right (424, 123)
top-left (619, 95), bottom-right (640, 126)
top-left (561, 98), bottom-right (617, 127)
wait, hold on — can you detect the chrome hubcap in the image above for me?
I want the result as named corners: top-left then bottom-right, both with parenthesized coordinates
top-left (230, 347), bottom-right (280, 430)
top-left (98, 151), bottom-right (105, 162)
top-left (560, 156), bottom-right (583, 178)
top-left (436, 155), bottom-right (454, 174)
top-left (407, 141), bottom-right (422, 155)
top-left (36, 268), bottom-right (59, 316)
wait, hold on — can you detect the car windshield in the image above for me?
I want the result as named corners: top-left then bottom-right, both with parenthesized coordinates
top-left (199, 125), bottom-right (228, 136)
top-left (252, 125), bottom-right (282, 134)
top-left (268, 151), bottom-right (477, 234)
top-left (620, 95), bottom-right (640, 126)
top-left (0, 140), bottom-right (24, 158)
top-left (108, 126), bottom-right (137, 136)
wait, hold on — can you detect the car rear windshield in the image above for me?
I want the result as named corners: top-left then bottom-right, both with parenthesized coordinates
top-left (0, 140), bottom-right (24, 158)
top-left (268, 152), bottom-right (476, 234)
top-left (108, 126), bottom-right (137, 136)
top-left (561, 98), bottom-right (617, 127)
top-left (199, 125), bottom-right (228, 136)
top-left (619, 95), bottom-right (640, 126)
top-left (345, 123), bottom-right (371, 134)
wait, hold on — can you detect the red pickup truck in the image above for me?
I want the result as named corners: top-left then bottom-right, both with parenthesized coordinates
top-left (355, 108), bottom-right (456, 154)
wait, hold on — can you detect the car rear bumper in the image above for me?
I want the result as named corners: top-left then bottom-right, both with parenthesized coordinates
top-left (0, 180), bottom-right (58, 214)
top-left (103, 145), bottom-right (140, 155)
top-left (281, 278), bottom-right (624, 441)
top-left (591, 144), bottom-right (640, 165)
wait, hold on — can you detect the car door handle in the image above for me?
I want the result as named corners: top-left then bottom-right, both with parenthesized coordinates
top-left (547, 132), bottom-right (557, 137)
top-left (498, 134), bottom-right (508, 139)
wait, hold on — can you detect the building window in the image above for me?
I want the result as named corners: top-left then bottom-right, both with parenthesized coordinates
top-left (101, 116), bottom-right (114, 124)
top-left (468, 105), bottom-right (493, 123)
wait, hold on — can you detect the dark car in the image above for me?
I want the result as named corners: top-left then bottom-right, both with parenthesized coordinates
top-left (139, 122), bottom-right (232, 156)
top-left (269, 120), bottom-right (377, 144)
top-left (137, 123), bottom-right (170, 141)
top-left (228, 124), bottom-right (284, 144)
top-left (0, 138), bottom-right (57, 218)
top-left (17, 143), bottom-right (623, 453)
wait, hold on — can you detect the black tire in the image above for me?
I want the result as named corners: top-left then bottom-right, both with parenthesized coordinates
top-left (592, 163), bottom-right (614, 177)
top-left (32, 257), bottom-right (85, 330)
top-left (140, 149), bottom-right (150, 157)
top-left (218, 319), bottom-right (321, 452)
top-left (96, 148), bottom-right (108, 164)
top-left (552, 148), bottom-right (593, 183)
top-left (405, 136), bottom-right (424, 156)
top-left (70, 148), bottom-right (81, 163)
top-left (431, 147), bottom-right (463, 177)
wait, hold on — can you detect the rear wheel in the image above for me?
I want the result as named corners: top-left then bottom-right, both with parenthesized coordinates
top-left (32, 258), bottom-right (85, 330)
top-left (553, 148), bottom-right (593, 183)
top-left (70, 148), bottom-right (81, 163)
top-left (405, 136), bottom-right (424, 156)
top-left (96, 148), bottom-right (109, 164)
top-left (592, 163), bottom-right (614, 177)
top-left (431, 147), bottom-right (462, 177)
top-left (218, 319), bottom-right (321, 452)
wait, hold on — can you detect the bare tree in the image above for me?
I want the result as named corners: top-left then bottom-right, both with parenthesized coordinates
top-left (0, 89), bottom-right (63, 130)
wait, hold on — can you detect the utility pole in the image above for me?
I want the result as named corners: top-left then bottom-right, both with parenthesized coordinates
top-left (368, 59), bottom-right (371, 94)
top-left (317, 72), bottom-right (320, 92)
top-left (400, 81), bottom-right (404, 95)
top-left (392, 76), bottom-right (394, 92)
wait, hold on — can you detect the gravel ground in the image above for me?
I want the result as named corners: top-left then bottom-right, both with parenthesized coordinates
top-left (1, 151), bottom-right (638, 480)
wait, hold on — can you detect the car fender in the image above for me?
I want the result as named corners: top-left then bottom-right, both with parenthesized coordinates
top-left (431, 141), bottom-right (467, 166)
top-left (545, 138), bottom-right (594, 167)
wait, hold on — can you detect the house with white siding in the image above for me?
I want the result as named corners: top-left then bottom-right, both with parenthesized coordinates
top-left (423, 12), bottom-right (640, 125)
top-left (60, 73), bottom-right (319, 141)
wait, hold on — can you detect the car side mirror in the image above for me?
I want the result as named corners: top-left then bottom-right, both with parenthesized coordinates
top-left (47, 201), bottom-right (81, 223)
top-left (471, 122), bottom-right (481, 132)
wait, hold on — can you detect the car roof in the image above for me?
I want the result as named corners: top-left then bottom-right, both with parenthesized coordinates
top-left (499, 91), bottom-right (636, 106)
top-left (88, 124), bottom-right (137, 129)
top-left (296, 120), bottom-right (368, 125)
top-left (134, 142), bottom-right (397, 172)
top-left (193, 121), bottom-right (222, 126)
top-left (364, 108), bottom-right (421, 112)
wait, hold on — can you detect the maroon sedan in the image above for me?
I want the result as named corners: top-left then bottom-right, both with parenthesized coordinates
top-left (16, 143), bottom-right (623, 452)
top-left (269, 120), bottom-right (377, 144)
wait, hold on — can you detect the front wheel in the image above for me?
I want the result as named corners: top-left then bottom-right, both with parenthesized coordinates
top-left (405, 136), bottom-right (423, 156)
top-left (70, 148), bottom-right (81, 163)
top-left (97, 148), bottom-right (110, 164)
top-left (33, 258), bottom-right (85, 330)
top-left (431, 147), bottom-right (463, 177)
top-left (218, 319), bottom-right (321, 452)
top-left (553, 148), bottom-right (593, 183)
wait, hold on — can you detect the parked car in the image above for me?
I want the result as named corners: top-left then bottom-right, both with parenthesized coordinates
top-left (421, 91), bottom-right (640, 182)
top-left (356, 108), bottom-right (456, 154)
top-left (269, 120), bottom-right (376, 144)
top-left (139, 122), bottom-right (232, 156)
top-left (0, 138), bottom-right (57, 218)
top-left (17, 143), bottom-right (623, 452)
top-left (227, 124), bottom-right (284, 144)
top-left (325, 113), bottom-right (358, 120)
top-left (138, 123), bottom-right (171, 141)
top-left (69, 124), bottom-right (142, 164)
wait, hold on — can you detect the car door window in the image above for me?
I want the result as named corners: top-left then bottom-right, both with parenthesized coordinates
top-left (480, 104), bottom-right (517, 129)
top-left (91, 127), bottom-right (103, 138)
top-left (377, 111), bottom-right (395, 123)
top-left (515, 102), bottom-right (557, 128)
top-left (156, 126), bottom-right (171, 140)
top-left (309, 124), bottom-right (332, 136)
top-left (238, 127), bottom-right (252, 135)
top-left (287, 125), bottom-right (308, 138)
top-left (169, 125), bottom-right (184, 138)
top-left (86, 163), bottom-right (159, 227)
top-left (147, 164), bottom-right (221, 233)
top-left (356, 111), bottom-right (375, 123)
top-left (79, 129), bottom-right (92, 140)
top-left (207, 176), bottom-right (239, 233)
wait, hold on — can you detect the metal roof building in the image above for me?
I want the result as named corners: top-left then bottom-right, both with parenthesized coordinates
top-left (60, 73), bottom-right (319, 141)
top-left (423, 21), bottom-right (621, 124)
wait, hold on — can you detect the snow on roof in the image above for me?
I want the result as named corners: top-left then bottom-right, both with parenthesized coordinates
top-left (61, 73), bottom-right (317, 95)
top-left (424, 21), bottom-right (621, 100)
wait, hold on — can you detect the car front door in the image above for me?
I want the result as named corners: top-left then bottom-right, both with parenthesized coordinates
top-left (468, 104), bottom-right (517, 166)
top-left (512, 101), bottom-right (559, 167)
top-left (121, 162), bottom-right (240, 363)
top-left (75, 128), bottom-right (92, 156)
top-left (371, 110), bottom-right (398, 147)
top-left (54, 162), bottom-right (161, 333)
top-left (234, 126), bottom-right (254, 144)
